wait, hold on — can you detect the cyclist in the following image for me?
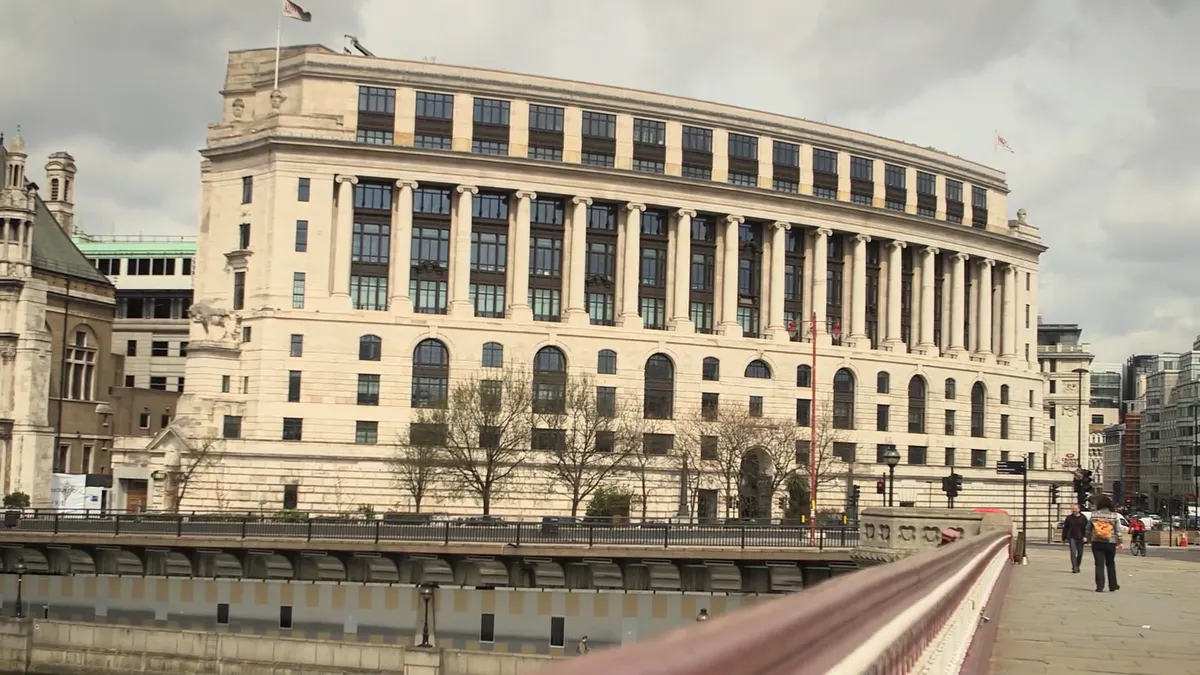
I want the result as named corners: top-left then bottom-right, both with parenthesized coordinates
top-left (1129, 516), bottom-right (1147, 554)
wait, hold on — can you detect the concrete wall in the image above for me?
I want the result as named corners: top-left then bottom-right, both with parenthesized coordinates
top-left (0, 574), bottom-right (768, 655)
top-left (0, 617), bottom-right (552, 675)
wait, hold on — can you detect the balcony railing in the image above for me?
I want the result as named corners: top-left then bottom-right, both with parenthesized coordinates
top-left (530, 531), bottom-right (1012, 674)
top-left (1037, 343), bottom-right (1091, 354)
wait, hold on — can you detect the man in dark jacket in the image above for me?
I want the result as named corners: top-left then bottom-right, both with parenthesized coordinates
top-left (1062, 503), bottom-right (1088, 573)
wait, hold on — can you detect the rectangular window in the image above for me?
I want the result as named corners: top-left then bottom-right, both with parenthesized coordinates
top-left (232, 271), bottom-right (245, 310)
top-left (728, 172), bottom-right (757, 186)
top-left (581, 111), bottom-right (616, 139)
top-left (480, 613), bottom-right (496, 644)
top-left (238, 222), bottom-right (251, 249)
top-left (282, 417), bottom-right (304, 441)
top-left (908, 446), bottom-right (927, 466)
top-left (850, 156), bottom-right (873, 181)
top-left (359, 86), bottom-right (396, 114)
top-left (1000, 414), bottom-right (1010, 440)
top-left (124, 375), bottom-right (135, 387)
top-left (289, 334), bottom-right (303, 357)
top-left (885, 164), bottom-right (906, 188)
top-left (682, 165), bottom-right (712, 180)
top-left (749, 395), bottom-right (763, 418)
top-left (469, 283), bottom-right (505, 318)
top-left (528, 146), bottom-right (562, 161)
top-left (297, 177), bottom-right (310, 202)
top-left (222, 415), bottom-right (242, 439)
top-left (221, 375), bottom-right (231, 393)
top-left (580, 152), bottom-right (615, 168)
top-left (530, 288), bottom-right (561, 322)
top-left (351, 275), bottom-right (389, 311)
top-left (283, 484), bottom-right (299, 509)
top-left (701, 436), bottom-right (718, 460)
top-left (796, 399), bottom-right (811, 427)
top-left (529, 104), bottom-right (564, 132)
top-left (972, 186), bottom-right (988, 208)
top-left (877, 404), bottom-right (889, 431)
top-left (970, 449), bottom-right (987, 468)
top-left (773, 141), bottom-right (800, 167)
top-left (682, 126), bottom-right (712, 152)
top-left (357, 374), bottom-right (381, 406)
top-left (473, 98), bottom-right (510, 125)
top-left (291, 272), bottom-right (306, 309)
top-left (772, 178), bottom-right (798, 193)
top-left (217, 603), bottom-right (230, 625)
top-left (640, 297), bottom-right (666, 330)
top-left (355, 421), bottom-right (379, 445)
top-left (471, 139), bottom-right (508, 155)
top-left (917, 171), bottom-right (936, 195)
top-left (549, 616), bottom-right (566, 649)
top-left (813, 186), bottom-right (837, 200)
top-left (414, 134), bottom-right (451, 149)
top-left (945, 410), bottom-right (955, 435)
top-left (415, 92), bottom-right (453, 119)
top-left (633, 118), bottom-right (666, 146)
top-left (728, 133), bottom-right (758, 160)
top-left (587, 293), bottom-right (615, 325)
top-left (597, 386), bottom-right (617, 418)
top-left (356, 129), bottom-right (393, 145)
top-left (690, 301), bottom-right (713, 333)
top-left (701, 392), bottom-right (719, 421)
top-left (125, 339), bottom-right (137, 356)
top-left (241, 176), bottom-right (253, 204)
top-left (149, 376), bottom-right (167, 390)
top-left (151, 341), bottom-right (169, 357)
top-left (632, 159), bottom-right (665, 174)
top-left (279, 606), bottom-right (293, 630)
top-left (813, 149), bottom-right (838, 174)
top-left (944, 448), bottom-right (956, 467)
top-left (352, 222), bottom-right (391, 264)
top-left (294, 220), bottom-right (308, 252)
top-left (946, 179), bottom-right (963, 203)
top-left (287, 370), bottom-right (302, 402)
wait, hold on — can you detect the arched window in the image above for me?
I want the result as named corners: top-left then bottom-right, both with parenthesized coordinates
top-left (971, 382), bottom-right (987, 438)
top-left (644, 354), bottom-right (675, 419)
top-left (702, 357), bottom-right (720, 381)
top-left (945, 378), bottom-right (957, 400)
top-left (359, 334), bottom-right (382, 361)
top-left (833, 368), bottom-right (855, 429)
top-left (481, 342), bottom-right (503, 368)
top-left (744, 360), bottom-right (771, 379)
top-left (877, 371), bottom-right (890, 394)
top-left (411, 339), bottom-right (449, 408)
top-left (1000, 384), bottom-right (1010, 405)
top-left (66, 329), bottom-right (97, 401)
top-left (50, 178), bottom-right (60, 201)
top-left (533, 346), bottom-right (568, 413)
top-left (598, 349), bottom-right (617, 375)
top-left (797, 364), bottom-right (812, 388)
top-left (908, 376), bottom-right (927, 434)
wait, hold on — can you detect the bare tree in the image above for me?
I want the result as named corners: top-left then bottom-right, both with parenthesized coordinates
top-left (669, 431), bottom-right (708, 522)
top-left (615, 410), bottom-right (656, 521)
top-left (680, 404), bottom-right (772, 519)
top-left (211, 462), bottom-right (232, 512)
top-left (409, 368), bottom-right (533, 515)
top-left (167, 436), bottom-right (223, 513)
top-left (535, 375), bottom-right (635, 517)
top-left (389, 435), bottom-right (448, 514)
top-left (793, 399), bottom-right (848, 513)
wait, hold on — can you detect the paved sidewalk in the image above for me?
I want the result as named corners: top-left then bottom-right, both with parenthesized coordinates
top-left (989, 544), bottom-right (1200, 674)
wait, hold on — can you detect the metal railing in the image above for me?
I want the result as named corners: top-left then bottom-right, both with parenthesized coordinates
top-left (1, 511), bottom-right (858, 550)
top-left (528, 531), bottom-right (1012, 674)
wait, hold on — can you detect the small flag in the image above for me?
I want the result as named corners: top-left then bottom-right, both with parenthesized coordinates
top-left (995, 134), bottom-right (1015, 154)
top-left (283, 0), bottom-right (312, 22)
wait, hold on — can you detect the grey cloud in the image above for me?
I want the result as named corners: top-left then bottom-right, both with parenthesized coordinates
top-left (4, 0), bottom-right (1200, 361)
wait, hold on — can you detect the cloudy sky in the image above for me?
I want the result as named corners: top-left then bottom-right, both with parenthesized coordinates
top-left (2, 0), bottom-right (1196, 364)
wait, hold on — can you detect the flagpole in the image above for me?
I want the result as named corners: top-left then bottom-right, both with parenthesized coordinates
top-left (273, 2), bottom-right (284, 90)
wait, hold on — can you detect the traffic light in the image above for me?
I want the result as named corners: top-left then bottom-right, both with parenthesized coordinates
top-left (1080, 470), bottom-right (1093, 498)
top-left (1050, 484), bottom-right (1059, 504)
top-left (953, 473), bottom-right (963, 494)
top-left (851, 485), bottom-right (861, 501)
top-left (876, 480), bottom-right (886, 495)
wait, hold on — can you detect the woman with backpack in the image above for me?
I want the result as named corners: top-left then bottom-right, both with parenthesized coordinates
top-left (1087, 495), bottom-right (1124, 592)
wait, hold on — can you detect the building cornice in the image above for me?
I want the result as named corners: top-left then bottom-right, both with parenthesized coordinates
top-left (201, 134), bottom-right (1046, 260)
top-left (230, 50), bottom-right (1007, 191)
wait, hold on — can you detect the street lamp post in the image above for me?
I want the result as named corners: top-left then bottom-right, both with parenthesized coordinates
top-left (695, 609), bottom-right (710, 622)
top-left (418, 583), bottom-right (435, 648)
top-left (13, 562), bottom-right (26, 618)
top-left (1073, 368), bottom-right (1088, 492)
top-left (883, 447), bottom-right (901, 507)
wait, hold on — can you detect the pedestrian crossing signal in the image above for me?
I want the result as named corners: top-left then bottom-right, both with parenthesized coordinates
top-left (875, 480), bottom-right (886, 494)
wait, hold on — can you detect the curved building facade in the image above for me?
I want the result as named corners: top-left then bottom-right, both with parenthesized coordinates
top-left (121, 44), bottom-right (1059, 523)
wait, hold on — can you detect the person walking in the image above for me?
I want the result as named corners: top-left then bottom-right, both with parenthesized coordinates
top-left (1087, 495), bottom-right (1123, 592)
top-left (1062, 504), bottom-right (1088, 573)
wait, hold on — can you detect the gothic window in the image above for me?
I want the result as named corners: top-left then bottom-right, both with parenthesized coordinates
top-left (644, 354), bottom-right (675, 419)
top-left (533, 346), bottom-right (568, 413)
top-left (66, 330), bottom-right (97, 401)
top-left (908, 376), bottom-right (927, 434)
top-left (833, 368), bottom-right (856, 429)
top-left (411, 339), bottom-right (449, 408)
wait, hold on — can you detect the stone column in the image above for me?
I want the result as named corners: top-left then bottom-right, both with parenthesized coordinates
top-left (332, 175), bottom-right (358, 299)
top-left (811, 228), bottom-right (830, 341)
top-left (565, 196), bottom-right (592, 325)
top-left (976, 259), bottom-right (994, 357)
top-left (448, 185), bottom-right (477, 317)
top-left (949, 252), bottom-right (968, 355)
top-left (849, 233), bottom-right (870, 345)
top-left (389, 180), bottom-right (418, 315)
top-left (1001, 263), bottom-right (1017, 359)
top-left (885, 240), bottom-right (905, 350)
top-left (619, 203), bottom-right (645, 328)
top-left (671, 209), bottom-right (696, 333)
top-left (508, 190), bottom-right (536, 322)
top-left (918, 246), bottom-right (938, 354)
top-left (717, 215), bottom-right (743, 335)
top-left (768, 221), bottom-right (790, 341)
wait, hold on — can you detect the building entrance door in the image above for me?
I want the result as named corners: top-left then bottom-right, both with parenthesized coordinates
top-left (125, 479), bottom-right (148, 513)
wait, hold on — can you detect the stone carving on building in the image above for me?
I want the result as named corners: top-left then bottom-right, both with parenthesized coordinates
top-left (188, 301), bottom-right (241, 341)
top-left (1016, 208), bottom-right (1027, 225)
top-left (231, 98), bottom-right (245, 120)
top-left (0, 346), bottom-right (15, 363)
top-left (270, 89), bottom-right (286, 111)
top-left (1063, 380), bottom-right (1078, 393)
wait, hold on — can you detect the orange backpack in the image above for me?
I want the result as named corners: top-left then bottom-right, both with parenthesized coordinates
top-left (1092, 517), bottom-right (1114, 541)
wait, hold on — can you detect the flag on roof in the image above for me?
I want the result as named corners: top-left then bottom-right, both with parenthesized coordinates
top-left (995, 134), bottom-right (1014, 154)
top-left (283, 0), bottom-right (312, 22)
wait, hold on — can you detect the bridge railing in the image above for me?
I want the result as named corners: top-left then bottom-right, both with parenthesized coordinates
top-left (528, 531), bottom-right (1012, 675)
top-left (2, 511), bottom-right (858, 550)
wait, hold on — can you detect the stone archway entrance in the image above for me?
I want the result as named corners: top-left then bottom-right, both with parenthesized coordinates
top-left (738, 448), bottom-right (772, 522)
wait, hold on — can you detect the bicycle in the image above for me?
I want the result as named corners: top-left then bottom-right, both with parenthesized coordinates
top-left (1131, 534), bottom-right (1147, 556)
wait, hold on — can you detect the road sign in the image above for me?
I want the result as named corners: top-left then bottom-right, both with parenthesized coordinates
top-left (996, 460), bottom-right (1027, 476)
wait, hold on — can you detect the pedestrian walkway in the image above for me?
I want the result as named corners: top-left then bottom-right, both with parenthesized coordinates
top-left (990, 544), bottom-right (1200, 674)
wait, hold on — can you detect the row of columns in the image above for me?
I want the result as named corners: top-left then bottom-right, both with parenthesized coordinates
top-left (326, 177), bottom-right (1020, 359)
